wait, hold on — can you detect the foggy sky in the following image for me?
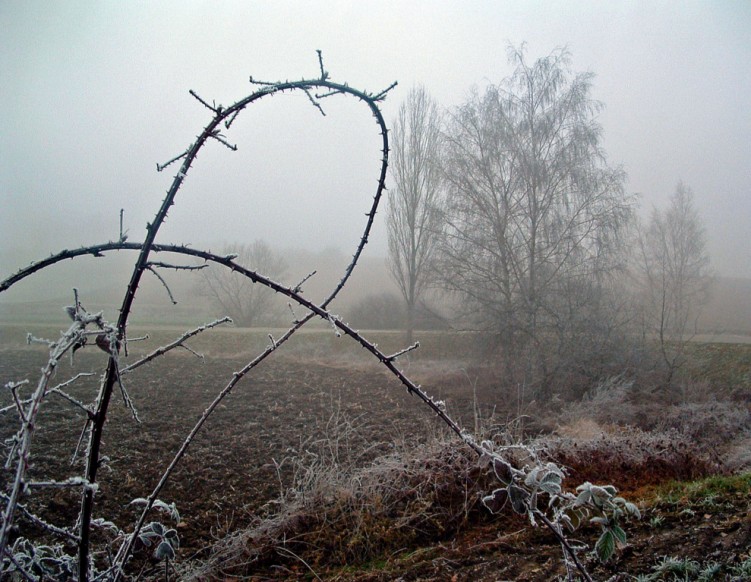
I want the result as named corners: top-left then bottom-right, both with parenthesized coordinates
top-left (1, 1), bottom-right (750, 282)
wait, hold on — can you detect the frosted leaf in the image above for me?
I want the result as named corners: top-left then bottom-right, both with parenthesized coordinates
top-left (493, 458), bottom-right (513, 485)
top-left (482, 488), bottom-right (508, 513)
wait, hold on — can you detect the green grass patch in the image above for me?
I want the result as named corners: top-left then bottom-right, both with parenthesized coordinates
top-left (683, 341), bottom-right (751, 392)
top-left (649, 472), bottom-right (751, 506)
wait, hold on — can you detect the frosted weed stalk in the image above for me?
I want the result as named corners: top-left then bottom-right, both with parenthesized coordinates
top-left (1, 53), bottom-right (635, 581)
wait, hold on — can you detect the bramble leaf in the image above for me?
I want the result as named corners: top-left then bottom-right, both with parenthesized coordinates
top-left (508, 484), bottom-right (528, 515)
top-left (493, 458), bottom-right (513, 484)
top-left (525, 466), bottom-right (541, 487)
top-left (624, 501), bottom-right (641, 518)
top-left (155, 540), bottom-right (175, 561)
top-left (611, 524), bottom-right (627, 545)
top-left (539, 471), bottom-right (562, 494)
top-left (595, 529), bottom-right (615, 562)
top-left (482, 488), bottom-right (508, 513)
top-left (575, 489), bottom-right (592, 507)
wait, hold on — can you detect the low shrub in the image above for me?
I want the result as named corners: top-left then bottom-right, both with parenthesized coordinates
top-left (181, 420), bottom-right (725, 580)
top-left (181, 437), bottom-right (489, 580)
top-left (544, 426), bottom-right (723, 492)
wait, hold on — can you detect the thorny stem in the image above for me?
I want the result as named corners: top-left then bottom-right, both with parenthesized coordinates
top-left (119, 317), bottom-right (232, 375)
top-left (537, 512), bottom-right (593, 582)
top-left (85, 67), bottom-right (394, 581)
top-left (144, 264), bottom-right (178, 305)
top-left (0, 60), bottom-right (388, 581)
top-left (0, 314), bottom-right (95, 562)
top-left (0, 494), bottom-right (79, 543)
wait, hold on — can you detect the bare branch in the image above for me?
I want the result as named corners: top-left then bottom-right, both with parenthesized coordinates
top-left (224, 107), bottom-right (243, 130)
top-left (303, 87), bottom-right (326, 116)
top-left (26, 333), bottom-right (53, 346)
top-left (372, 81), bottom-right (398, 101)
top-left (26, 477), bottom-right (97, 491)
top-left (145, 264), bottom-right (178, 305)
top-left (316, 49), bottom-right (328, 80)
top-left (4, 381), bottom-right (30, 422)
top-left (146, 261), bottom-right (206, 272)
top-left (208, 130), bottom-right (238, 151)
top-left (46, 373), bottom-right (96, 418)
top-left (120, 317), bottom-right (232, 375)
top-left (114, 365), bottom-right (140, 423)
top-left (287, 302), bottom-right (300, 324)
top-left (292, 270), bottom-right (317, 293)
top-left (386, 341), bottom-right (420, 362)
top-left (314, 88), bottom-right (345, 99)
top-left (179, 343), bottom-right (204, 360)
top-left (119, 208), bottom-right (128, 242)
top-left (156, 149), bottom-right (189, 172)
top-left (71, 420), bottom-right (91, 465)
top-left (188, 89), bottom-right (220, 114)
top-left (49, 388), bottom-right (93, 418)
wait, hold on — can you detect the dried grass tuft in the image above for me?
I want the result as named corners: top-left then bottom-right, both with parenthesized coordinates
top-left (181, 437), bottom-right (489, 580)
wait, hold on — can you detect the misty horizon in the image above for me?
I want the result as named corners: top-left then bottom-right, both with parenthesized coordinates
top-left (2, 2), bottom-right (750, 284)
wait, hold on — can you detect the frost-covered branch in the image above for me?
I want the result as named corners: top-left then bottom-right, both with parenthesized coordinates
top-left (0, 305), bottom-right (108, 560)
top-left (188, 89), bottom-right (221, 114)
top-left (3, 381), bottom-right (30, 422)
top-left (80, 57), bottom-right (394, 581)
top-left (144, 264), bottom-right (178, 305)
top-left (145, 261), bottom-right (206, 272)
top-left (48, 373), bottom-right (96, 417)
top-left (156, 149), bottom-right (189, 172)
top-left (385, 341), bottom-right (420, 362)
top-left (120, 317), bottom-right (232, 375)
top-left (208, 129), bottom-right (238, 150)
top-left (1, 495), bottom-right (79, 544)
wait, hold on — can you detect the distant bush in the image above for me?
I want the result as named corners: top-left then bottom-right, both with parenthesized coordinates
top-left (558, 376), bottom-right (751, 452)
top-left (345, 292), bottom-right (405, 329)
top-left (346, 293), bottom-right (447, 331)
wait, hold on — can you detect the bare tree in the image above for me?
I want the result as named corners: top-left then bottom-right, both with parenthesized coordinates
top-left (637, 181), bottom-right (712, 385)
top-left (198, 240), bottom-right (288, 327)
top-left (436, 46), bottom-right (634, 394)
top-left (387, 86), bottom-right (443, 343)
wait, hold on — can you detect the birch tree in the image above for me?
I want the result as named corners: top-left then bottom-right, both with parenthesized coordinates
top-left (437, 46), bottom-right (634, 393)
top-left (638, 182), bottom-right (712, 384)
top-left (387, 86), bottom-right (443, 342)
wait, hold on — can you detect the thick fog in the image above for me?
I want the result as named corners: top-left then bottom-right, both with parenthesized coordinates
top-left (1, 1), bottom-right (750, 295)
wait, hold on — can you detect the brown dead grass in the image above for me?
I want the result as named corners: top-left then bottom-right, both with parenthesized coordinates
top-left (181, 422), bottom-right (727, 581)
